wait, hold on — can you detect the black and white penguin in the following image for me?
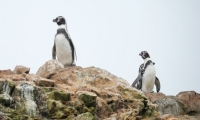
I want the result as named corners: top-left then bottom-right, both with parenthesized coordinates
top-left (52, 16), bottom-right (77, 66)
top-left (132, 51), bottom-right (160, 92)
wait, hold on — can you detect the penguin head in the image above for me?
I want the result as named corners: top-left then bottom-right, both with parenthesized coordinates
top-left (139, 51), bottom-right (150, 59)
top-left (53, 16), bottom-right (66, 25)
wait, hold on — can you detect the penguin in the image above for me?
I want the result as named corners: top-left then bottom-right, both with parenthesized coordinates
top-left (132, 51), bottom-right (160, 92)
top-left (52, 16), bottom-right (77, 66)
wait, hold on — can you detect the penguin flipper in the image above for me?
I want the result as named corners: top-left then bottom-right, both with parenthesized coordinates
top-left (155, 77), bottom-right (161, 92)
top-left (131, 76), bottom-right (139, 88)
top-left (132, 72), bottom-right (142, 90)
top-left (52, 43), bottom-right (56, 59)
top-left (63, 31), bottom-right (77, 64)
top-left (137, 72), bottom-right (142, 89)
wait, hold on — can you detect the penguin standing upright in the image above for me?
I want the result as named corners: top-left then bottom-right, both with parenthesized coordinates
top-left (132, 51), bottom-right (160, 92)
top-left (52, 16), bottom-right (77, 66)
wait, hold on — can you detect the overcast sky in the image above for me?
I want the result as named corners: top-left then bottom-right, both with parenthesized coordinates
top-left (0, 1), bottom-right (199, 95)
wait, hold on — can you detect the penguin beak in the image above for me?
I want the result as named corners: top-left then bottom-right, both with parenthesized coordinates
top-left (139, 53), bottom-right (142, 56)
top-left (57, 18), bottom-right (61, 23)
top-left (53, 18), bottom-right (61, 22)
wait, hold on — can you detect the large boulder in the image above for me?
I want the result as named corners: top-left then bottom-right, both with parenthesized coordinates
top-left (176, 91), bottom-right (200, 114)
top-left (153, 96), bottom-right (185, 116)
top-left (36, 59), bottom-right (64, 79)
top-left (145, 91), bottom-right (200, 118)
top-left (13, 65), bottom-right (30, 74)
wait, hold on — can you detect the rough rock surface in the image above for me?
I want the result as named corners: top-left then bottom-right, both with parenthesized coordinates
top-left (0, 60), bottom-right (199, 120)
top-left (36, 59), bottom-right (64, 79)
top-left (0, 60), bottom-right (159, 120)
top-left (13, 65), bottom-right (30, 74)
top-left (145, 92), bottom-right (200, 119)
top-left (176, 91), bottom-right (200, 114)
top-left (0, 69), bottom-right (14, 76)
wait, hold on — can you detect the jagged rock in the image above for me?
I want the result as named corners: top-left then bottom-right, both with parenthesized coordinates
top-left (13, 65), bottom-right (30, 74)
top-left (13, 82), bottom-right (38, 116)
top-left (1, 62), bottom-right (199, 120)
top-left (153, 96), bottom-right (185, 116)
top-left (144, 92), bottom-right (166, 103)
top-left (146, 91), bottom-right (200, 118)
top-left (35, 78), bottom-right (55, 87)
top-left (77, 91), bottom-right (97, 107)
top-left (0, 80), bottom-right (15, 107)
top-left (47, 100), bottom-right (77, 119)
top-left (36, 59), bottom-right (64, 79)
top-left (119, 110), bottom-right (138, 120)
top-left (0, 80), bottom-right (15, 94)
top-left (96, 97), bottom-right (112, 118)
top-left (176, 91), bottom-right (200, 114)
top-left (48, 90), bottom-right (70, 101)
top-left (50, 66), bottom-right (159, 119)
top-left (26, 74), bottom-right (55, 87)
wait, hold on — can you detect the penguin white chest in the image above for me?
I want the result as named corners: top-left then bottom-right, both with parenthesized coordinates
top-left (142, 64), bottom-right (156, 92)
top-left (55, 34), bottom-right (72, 66)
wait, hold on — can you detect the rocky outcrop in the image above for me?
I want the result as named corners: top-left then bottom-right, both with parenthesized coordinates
top-left (145, 91), bottom-right (200, 119)
top-left (0, 60), bottom-right (199, 120)
top-left (36, 59), bottom-right (64, 79)
top-left (177, 91), bottom-right (200, 114)
top-left (13, 65), bottom-right (30, 74)
top-left (0, 60), bottom-right (159, 120)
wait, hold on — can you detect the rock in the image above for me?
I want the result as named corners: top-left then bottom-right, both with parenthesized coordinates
top-left (176, 114), bottom-right (200, 120)
top-left (0, 69), bottom-right (14, 77)
top-left (1, 74), bottom-right (26, 81)
top-left (150, 91), bottom-right (200, 117)
top-left (2, 62), bottom-right (200, 120)
top-left (156, 114), bottom-right (177, 120)
top-left (35, 78), bottom-right (55, 87)
top-left (103, 114), bottom-right (117, 120)
top-left (47, 100), bottom-right (77, 119)
top-left (144, 92), bottom-right (166, 103)
top-left (26, 74), bottom-right (55, 87)
top-left (0, 93), bottom-right (13, 106)
top-left (0, 80), bottom-right (15, 106)
top-left (119, 110), bottom-right (138, 120)
top-left (153, 96), bottom-right (185, 116)
top-left (36, 59), bottom-right (64, 79)
top-left (77, 91), bottom-right (97, 107)
top-left (0, 80), bottom-right (15, 95)
top-left (50, 66), bottom-right (159, 119)
top-left (176, 91), bottom-right (200, 114)
top-left (13, 65), bottom-right (30, 74)
top-left (68, 112), bottom-right (95, 120)
top-left (48, 90), bottom-right (70, 101)
top-left (96, 97), bottom-right (112, 118)
top-left (13, 82), bottom-right (38, 116)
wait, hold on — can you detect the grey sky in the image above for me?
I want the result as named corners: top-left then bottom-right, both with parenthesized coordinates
top-left (0, 1), bottom-right (199, 95)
